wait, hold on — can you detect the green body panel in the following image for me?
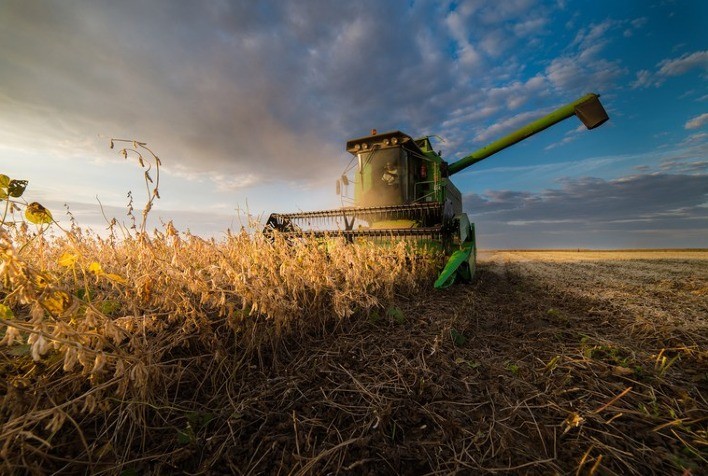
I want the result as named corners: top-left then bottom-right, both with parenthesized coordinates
top-left (434, 241), bottom-right (474, 288)
top-left (434, 218), bottom-right (476, 288)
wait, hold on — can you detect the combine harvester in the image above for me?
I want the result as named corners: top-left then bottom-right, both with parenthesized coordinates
top-left (266, 93), bottom-right (609, 288)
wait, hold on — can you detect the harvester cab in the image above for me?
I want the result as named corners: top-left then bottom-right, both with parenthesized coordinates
top-left (345, 131), bottom-right (442, 208)
top-left (266, 93), bottom-right (609, 288)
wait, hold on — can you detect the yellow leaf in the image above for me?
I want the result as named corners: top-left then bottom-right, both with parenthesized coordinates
top-left (0, 303), bottom-right (13, 320)
top-left (563, 412), bottom-right (585, 434)
top-left (0, 174), bottom-right (9, 198)
top-left (42, 291), bottom-right (72, 316)
top-left (32, 272), bottom-right (51, 289)
top-left (58, 252), bottom-right (78, 267)
top-left (104, 273), bottom-right (127, 285)
top-left (25, 202), bottom-right (53, 224)
top-left (88, 262), bottom-right (104, 275)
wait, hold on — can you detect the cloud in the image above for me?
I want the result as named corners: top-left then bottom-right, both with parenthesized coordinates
top-left (630, 70), bottom-right (653, 89)
top-left (165, 164), bottom-right (260, 192)
top-left (4, 1), bottom-right (499, 187)
top-left (513, 17), bottom-right (548, 37)
top-left (444, 0), bottom-right (549, 67)
top-left (658, 50), bottom-right (708, 76)
top-left (472, 111), bottom-right (540, 143)
top-left (0, 0), bottom-right (675, 211)
top-left (463, 173), bottom-right (708, 248)
top-left (545, 56), bottom-right (625, 94)
top-left (623, 17), bottom-right (648, 37)
top-left (659, 158), bottom-right (708, 174)
top-left (682, 132), bottom-right (708, 145)
top-left (6, 1), bottom-right (519, 188)
top-left (544, 124), bottom-right (586, 150)
top-left (685, 113), bottom-right (708, 130)
top-left (445, 6), bottom-right (484, 69)
top-left (444, 74), bottom-right (548, 125)
top-left (438, 13), bottom-right (628, 154)
top-left (25, 197), bottom-right (248, 239)
top-left (543, 19), bottom-right (627, 94)
top-left (632, 50), bottom-right (708, 88)
top-left (571, 19), bottom-right (617, 51)
top-left (0, 1), bottom-right (354, 185)
top-left (631, 17), bottom-right (648, 29)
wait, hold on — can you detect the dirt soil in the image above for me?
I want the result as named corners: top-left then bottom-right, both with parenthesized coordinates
top-left (186, 250), bottom-right (707, 475)
top-left (3, 250), bottom-right (707, 475)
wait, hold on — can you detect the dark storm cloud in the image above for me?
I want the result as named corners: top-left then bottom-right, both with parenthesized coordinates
top-left (464, 173), bottom-right (708, 248)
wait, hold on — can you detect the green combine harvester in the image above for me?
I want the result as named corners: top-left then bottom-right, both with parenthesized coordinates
top-left (266, 93), bottom-right (609, 288)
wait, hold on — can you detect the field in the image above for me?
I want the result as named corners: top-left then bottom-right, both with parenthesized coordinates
top-left (1, 231), bottom-right (707, 474)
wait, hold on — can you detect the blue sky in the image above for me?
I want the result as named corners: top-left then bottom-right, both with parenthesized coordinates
top-left (1, 0), bottom-right (706, 248)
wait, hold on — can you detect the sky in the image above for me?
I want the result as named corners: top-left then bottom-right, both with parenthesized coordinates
top-left (1, 0), bottom-right (706, 248)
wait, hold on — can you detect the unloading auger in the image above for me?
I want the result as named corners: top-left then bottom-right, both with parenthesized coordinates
top-left (265, 93), bottom-right (609, 288)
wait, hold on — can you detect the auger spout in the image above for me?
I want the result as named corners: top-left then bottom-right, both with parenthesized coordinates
top-left (446, 93), bottom-right (608, 176)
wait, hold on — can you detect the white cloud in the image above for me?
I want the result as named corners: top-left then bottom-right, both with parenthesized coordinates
top-left (632, 50), bottom-right (708, 89)
top-left (685, 113), bottom-right (708, 130)
top-left (444, 0), bottom-right (545, 67)
top-left (459, 43), bottom-right (483, 68)
top-left (542, 19), bottom-right (626, 94)
top-left (445, 8), bottom-right (484, 69)
top-left (480, 30), bottom-right (509, 57)
top-left (683, 132), bottom-right (708, 144)
top-left (442, 105), bottom-right (501, 129)
top-left (513, 17), bottom-right (548, 37)
top-left (572, 19), bottom-right (616, 51)
top-left (545, 124), bottom-right (586, 150)
top-left (657, 50), bottom-right (708, 77)
top-left (630, 69), bottom-right (653, 89)
top-left (473, 110), bottom-right (539, 142)
top-left (165, 164), bottom-right (260, 191)
top-left (478, 0), bottom-right (534, 24)
top-left (484, 74), bottom-right (549, 111)
top-left (659, 157), bottom-right (708, 173)
top-left (631, 17), bottom-right (648, 29)
top-left (546, 56), bottom-right (625, 93)
top-left (624, 17), bottom-right (648, 37)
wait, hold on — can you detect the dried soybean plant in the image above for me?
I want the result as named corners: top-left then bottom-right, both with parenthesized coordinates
top-left (110, 139), bottom-right (161, 235)
top-left (0, 146), bottom-right (441, 474)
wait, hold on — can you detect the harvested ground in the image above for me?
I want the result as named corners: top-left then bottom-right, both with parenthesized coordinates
top-left (2, 250), bottom-right (707, 474)
top-left (205, 250), bottom-right (706, 475)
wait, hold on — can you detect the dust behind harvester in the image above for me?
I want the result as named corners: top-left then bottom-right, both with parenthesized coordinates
top-left (266, 93), bottom-right (609, 288)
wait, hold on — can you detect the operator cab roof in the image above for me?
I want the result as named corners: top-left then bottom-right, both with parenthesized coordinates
top-left (346, 130), bottom-right (426, 157)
